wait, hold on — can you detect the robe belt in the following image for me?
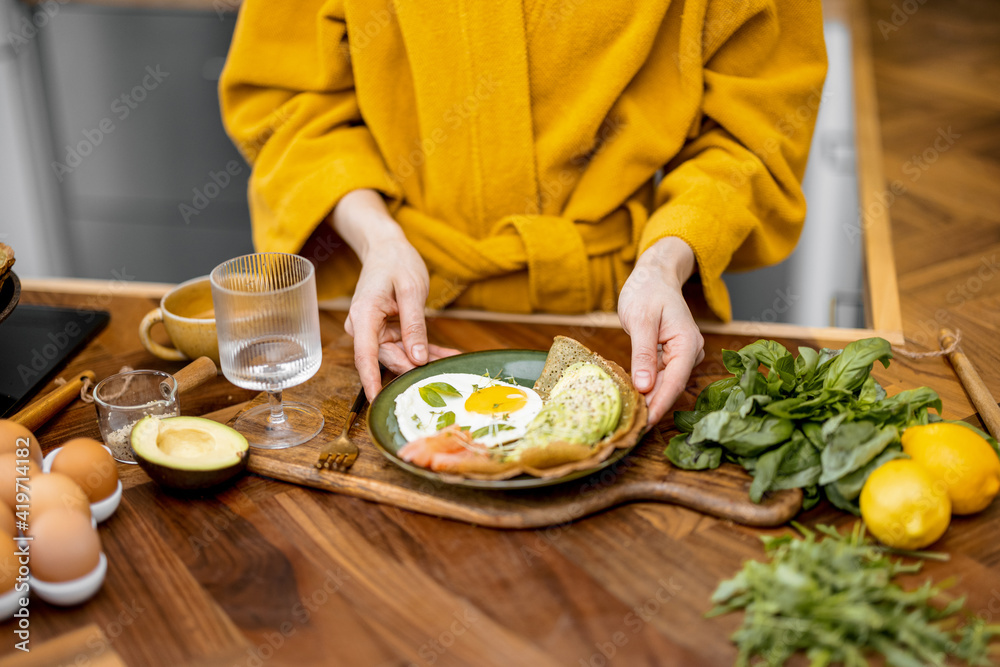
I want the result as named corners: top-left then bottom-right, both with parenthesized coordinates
top-left (395, 204), bottom-right (637, 312)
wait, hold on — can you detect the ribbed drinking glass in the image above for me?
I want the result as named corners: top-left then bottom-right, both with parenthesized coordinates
top-left (210, 252), bottom-right (324, 448)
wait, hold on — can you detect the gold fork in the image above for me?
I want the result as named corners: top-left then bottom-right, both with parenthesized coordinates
top-left (315, 384), bottom-right (367, 470)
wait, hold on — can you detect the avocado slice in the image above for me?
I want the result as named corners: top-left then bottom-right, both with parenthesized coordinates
top-left (131, 415), bottom-right (249, 492)
top-left (516, 362), bottom-right (622, 451)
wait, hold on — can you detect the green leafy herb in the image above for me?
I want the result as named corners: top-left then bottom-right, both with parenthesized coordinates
top-left (436, 411), bottom-right (455, 430)
top-left (470, 423), bottom-right (516, 439)
top-left (665, 337), bottom-right (951, 510)
top-left (424, 382), bottom-right (461, 397)
top-left (709, 522), bottom-right (999, 667)
top-left (419, 386), bottom-right (446, 407)
top-left (665, 433), bottom-right (723, 470)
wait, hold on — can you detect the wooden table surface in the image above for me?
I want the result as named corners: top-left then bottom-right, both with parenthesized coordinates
top-left (4, 0), bottom-right (1000, 664)
top-left (2, 285), bottom-right (999, 667)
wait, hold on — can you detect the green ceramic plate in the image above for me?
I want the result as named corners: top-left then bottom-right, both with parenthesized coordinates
top-left (367, 349), bottom-right (635, 490)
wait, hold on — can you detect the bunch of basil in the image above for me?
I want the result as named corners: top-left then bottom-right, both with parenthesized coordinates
top-left (666, 337), bottom-right (994, 512)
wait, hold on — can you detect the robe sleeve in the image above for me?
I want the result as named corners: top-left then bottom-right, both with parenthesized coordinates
top-left (218, 0), bottom-right (401, 255)
top-left (638, 0), bottom-right (828, 321)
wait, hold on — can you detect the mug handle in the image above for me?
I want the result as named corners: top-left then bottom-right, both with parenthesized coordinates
top-left (139, 308), bottom-right (188, 361)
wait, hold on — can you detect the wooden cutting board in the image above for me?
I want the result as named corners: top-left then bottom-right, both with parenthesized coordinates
top-left (239, 344), bottom-right (802, 529)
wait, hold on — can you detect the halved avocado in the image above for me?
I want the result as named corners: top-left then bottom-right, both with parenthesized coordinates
top-left (131, 415), bottom-right (249, 492)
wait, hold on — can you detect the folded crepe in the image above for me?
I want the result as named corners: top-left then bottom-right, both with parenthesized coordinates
top-left (398, 336), bottom-right (648, 481)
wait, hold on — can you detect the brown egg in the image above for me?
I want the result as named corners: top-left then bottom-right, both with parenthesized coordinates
top-left (0, 453), bottom-right (41, 510)
top-left (28, 472), bottom-right (90, 520)
top-left (0, 420), bottom-right (43, 467)
top-left (51, 438), bottom-right (118, 503)
top-left (0, 529), bottom-right (19, 592)
top-left (0, 502), bottom-right (14, 536)
top-left (27, 509), bottom-right (101, 583)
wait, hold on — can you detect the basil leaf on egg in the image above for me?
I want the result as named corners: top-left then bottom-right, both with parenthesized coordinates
top-left (436, 411), bottom-right (455, 430)
top-left (424, 382), bottom-right (461, 397)
top-left (419, 386), bottom-right (446, 407)
top-left (471, 424), bottom-right (516, 439)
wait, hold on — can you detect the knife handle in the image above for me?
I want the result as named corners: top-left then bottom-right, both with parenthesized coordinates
top-left (939, 329), bottom-right (1000, 439)
top-left (169, 356), bottom-right (218, 395)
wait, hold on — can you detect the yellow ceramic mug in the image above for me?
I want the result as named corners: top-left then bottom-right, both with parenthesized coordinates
top-left (138, 276), bottom-right (219, 364)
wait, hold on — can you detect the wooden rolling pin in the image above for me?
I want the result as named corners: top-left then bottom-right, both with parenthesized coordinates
top-left (939, 328), bottom-right (1000, 439)
top-left (10, 370), bottom-right (96, 433)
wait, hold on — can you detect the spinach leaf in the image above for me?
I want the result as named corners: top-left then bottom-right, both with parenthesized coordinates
top-left (823, 337), bottom-right (892, 393)
top-left (721, 349), bottom-right (745, 375)
top-left (772, 432), bottom-right (822, 488)
top-left (740, 339), bottom-right (796, 392)
top-left (666, 337), bottom-right (945, 510)
top-left (689, 411), bottom-right (795, 457)
top-left (794, 345), bottom-right (820, 383)
top-left (665, 433), bottom-right (723, 470)
top-left (673, 410), bottom-right (708, 433)
top-left (750, 432), bottom-right (822, 502)
top-left (819, 421), bottom-right (899, 485)
top-left (863, 386), bottom-right (942, 424)
top-left (824, 480), bottom-right (861, 515)
top-left (748, 441), bottom-right (787, 503)
top-left (694, 376), bottom-right (740, 412)
top-left (800, 421), bottom-right (825, 451)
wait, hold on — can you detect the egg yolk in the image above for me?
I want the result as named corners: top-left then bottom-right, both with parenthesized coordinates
top-left (465, 385), bottom-right (528, 414)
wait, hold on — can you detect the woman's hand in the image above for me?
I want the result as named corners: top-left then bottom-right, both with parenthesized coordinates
top-left (618, 236), bottom-right (705, 426)
top-left (332, 189), bottom-right (459, 400)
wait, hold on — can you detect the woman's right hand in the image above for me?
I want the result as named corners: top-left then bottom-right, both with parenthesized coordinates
top-left (332, 189), bottom-right (459, 400)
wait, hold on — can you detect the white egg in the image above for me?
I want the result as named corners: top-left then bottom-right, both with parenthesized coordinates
top-left (394, 373), bottom-right (543, 447)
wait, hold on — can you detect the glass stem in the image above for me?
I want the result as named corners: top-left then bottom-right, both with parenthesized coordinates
top-left (267, 390), bottom-right (286, 427)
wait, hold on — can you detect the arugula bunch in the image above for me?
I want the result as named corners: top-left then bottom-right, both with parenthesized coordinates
top-left (709, 522), bottom-right (1000, 666)
top-left (665, 337), bottom-right (990, 511)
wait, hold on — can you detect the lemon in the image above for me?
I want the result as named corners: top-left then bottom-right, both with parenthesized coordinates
top-left (860, 459), bottom-right (951, 549)
top-left (901, 422), bottom-right (1000, 515)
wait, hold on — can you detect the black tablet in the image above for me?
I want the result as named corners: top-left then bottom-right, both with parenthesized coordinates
top-left (0, 305), bottom-right (110, 417)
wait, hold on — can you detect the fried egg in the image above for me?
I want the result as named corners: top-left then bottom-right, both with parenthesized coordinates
top-left (394, 372), bottom-right (543, 447)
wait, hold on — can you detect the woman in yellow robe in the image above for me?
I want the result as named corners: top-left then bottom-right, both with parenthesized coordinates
top-left (219, 0), bottom-right (827, 424)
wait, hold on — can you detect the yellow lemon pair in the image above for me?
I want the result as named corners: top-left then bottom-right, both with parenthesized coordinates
top-left (861, 422), bottom-right (1000, 550)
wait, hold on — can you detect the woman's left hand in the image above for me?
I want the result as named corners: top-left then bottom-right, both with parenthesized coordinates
top-left (618, 236), bottom-right (705, 426)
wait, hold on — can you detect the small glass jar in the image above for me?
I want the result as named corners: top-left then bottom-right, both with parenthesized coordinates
top-left (93, 370), bottom-right (180, 463)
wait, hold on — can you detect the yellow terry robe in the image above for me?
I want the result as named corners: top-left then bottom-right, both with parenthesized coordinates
top-left (220, 0), bottom-right (827, 320)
